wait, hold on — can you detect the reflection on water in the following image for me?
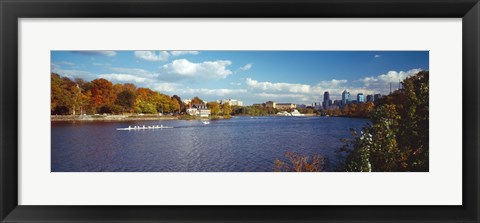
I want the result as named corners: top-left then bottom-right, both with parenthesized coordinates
top-left (51, 116), bottom-right (369, 172)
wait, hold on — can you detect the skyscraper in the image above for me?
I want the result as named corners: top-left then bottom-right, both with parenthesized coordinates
top-left (342, 90), bottom-right (350, 105)
top-left (357, 93), bottom-right (365, 103)
top-left (323, 91), bottom-right (330, 109)
top-left (366, 95), bottom-right (374, 102)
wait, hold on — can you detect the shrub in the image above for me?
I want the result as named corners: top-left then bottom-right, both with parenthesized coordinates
top-left (274, 151), bottom-right (326, 172)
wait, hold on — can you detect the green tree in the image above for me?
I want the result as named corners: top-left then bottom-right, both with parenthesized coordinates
top-left (171, 95), bottom-right (184, 112)
top-left (341, 71), bottom-right (429, 172)
top-left (207, 102), bottom-right (221, 116)
top-left (115, 90), bottom-right (136, 113)
top-left (221, 103), bottom-right (232, 117)
top-left (135, 88), bottom-right (159, 114)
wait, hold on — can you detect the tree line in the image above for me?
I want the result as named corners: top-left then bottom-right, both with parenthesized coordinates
top-left (51, 73), bottom-right (183, 115)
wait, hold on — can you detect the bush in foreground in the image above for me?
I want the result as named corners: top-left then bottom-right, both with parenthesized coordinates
top-left (274, 151), bottom-right (326, 172)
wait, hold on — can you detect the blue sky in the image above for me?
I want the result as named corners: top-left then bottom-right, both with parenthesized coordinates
top-left (51, 51), bottom-right (428, 105)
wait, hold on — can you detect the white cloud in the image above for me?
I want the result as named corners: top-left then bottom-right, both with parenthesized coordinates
top-left (170, 51), bottom-right (199, 56)
top-left (243, 77), bottom-right (380, 103)
top-left (154, 82), bottom-right (247, 98)
top-left (253, 93), bottom-right (311, 102)
top-left (160, 59), bottom-right (233, 80)
top-left (244, 78), bottom-right (323, 103)
top-left (51, 63), bottom-right (95, 80)
top-left (240, 63), bottom-right (253, 71)
top-left (134, 51), bottom-right (170, 61)
top-left (317, 79), bottom-right (348, 88)
top-left (245, 78), bottom-right (312, 93)
top-left (92, 62), bottom-right (110, 66)
top-left (98, 74), bottom-right (149, 83)
top-left (374, 54), bottom-right (382, 58)
top-left (55, 61), bottom-right (75, 66)
top-left (359, 68), bottom-right (423, 93)
top-left (55, 69), bottom-right (93, 79)
top-left (180, 88), bottom-right (247, 96)
top-left (153, 83), bottom-right (182, 92)
top-left (109, 67), bottom-right (158, 78)
top-left (245, 78), bottom-right (349, 96)
top-left (74, 51), bottom-right (116, 57)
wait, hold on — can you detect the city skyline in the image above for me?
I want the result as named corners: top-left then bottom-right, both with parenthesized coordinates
top-left (51, 51), bottom-right (429, 105)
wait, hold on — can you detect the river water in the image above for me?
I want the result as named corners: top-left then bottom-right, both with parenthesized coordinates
top-left (51, 116), bottom-right (369, 172)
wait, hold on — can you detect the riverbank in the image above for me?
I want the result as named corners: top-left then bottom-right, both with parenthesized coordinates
top-left (51, 113), bottom-right (322, 122)
top-left (51, 114), bottom-right (234, 122)
top-left (51, 114), bottom-right (179, 122)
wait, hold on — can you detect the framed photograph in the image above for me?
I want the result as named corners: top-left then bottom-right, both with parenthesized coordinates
top-left (1, 0), bottom-right (479, 222)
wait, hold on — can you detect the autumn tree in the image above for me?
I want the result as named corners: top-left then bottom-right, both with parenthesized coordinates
top-left (51, 73), bottom-right (208, 116)
top-left (115, 90), bottom-right (136, 113)
top-left (341, 71), bottom-right (429, 172)
top-left (207, 101), bottom-right (221, 116)
top-left (51, 73), bottom-right (72, 114)
top-left (51, 73), bottom-right (84, 115)
top-left (274, 151), bottom-right (326, 172)
top-left (171, 95), bottom-right (184, 113)
top-left (191, 96), bottom-right (204, 105)
top-left (221, 103), bottom-right (232, 117)
top-left (135, 88), bottom-right (159, 114)
top-left (87, 78), bottom-right (117, 113)
top-left (170, 98), bottom-right (180, 113)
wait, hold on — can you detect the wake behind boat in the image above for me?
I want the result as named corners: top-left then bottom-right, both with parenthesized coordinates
top-left (116, 125), bottom-right (173, 131)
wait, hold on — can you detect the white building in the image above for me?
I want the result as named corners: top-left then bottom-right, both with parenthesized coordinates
top-left (182, 99), bottom-right (192, 105)
top-left (217, 99), bottom-right (243, 106)
top-left (187, 104), bottom-right (211, 117)
top-left (186, 108), bottom-right (197, 116)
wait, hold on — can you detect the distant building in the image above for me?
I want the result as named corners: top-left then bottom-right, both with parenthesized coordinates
top-left (374, 94), bottom-right (382, 101)
top-left (333, 100), bottom-right (342, 106)
top-left (186, 107), bottom-right (197, 116)
top-left (328, 105), bottom-right (339, 110)
top-left (323, 91), bottom-right (330, 109)
top-left (366, 95), bottom-right (374, 102)
top-left (187, 104), bottom-right (211, 117)
top-left (357, 93), bottom-right (365, 103)
top-left (253, 103), bottom-right (266, 107)
top-left (265, 101), bottom-right (276, 108)
top-left (323, 100), bottom-right (332, 109)
top-left (297, 104), bottom-right (307, 109)
top-left (276, 103), bottom-right (296, 110)
top-left (182, 99), bottom-right (192, 105)
top-left (342, 90), bottom-right (350, 106)
top-left (199, 108), bottom-right (211, 117)
top-left (261, 101), bottom-right (296, 109)
top-left (217, 99), bottom-right (243, 106)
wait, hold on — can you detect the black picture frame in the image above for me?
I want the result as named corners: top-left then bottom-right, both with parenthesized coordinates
top-left (1, 0), bottom-right (479, 222)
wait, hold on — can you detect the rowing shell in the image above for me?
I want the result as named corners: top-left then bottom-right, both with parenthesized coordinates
top-left (116, 126), bottom-right (173, 130)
